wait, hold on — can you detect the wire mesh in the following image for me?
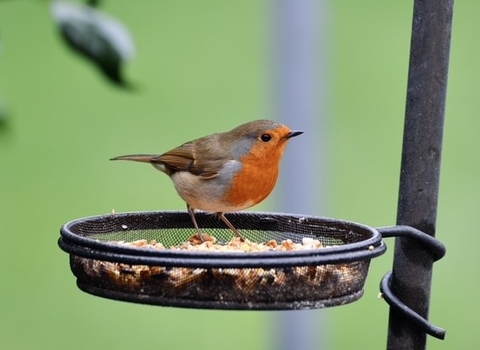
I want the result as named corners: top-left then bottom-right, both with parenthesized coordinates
top-left (59, 211), bottom-right (386, 309)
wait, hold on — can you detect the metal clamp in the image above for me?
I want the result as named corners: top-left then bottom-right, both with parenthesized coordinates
top-left (377, 226), bottom-right (446, 340)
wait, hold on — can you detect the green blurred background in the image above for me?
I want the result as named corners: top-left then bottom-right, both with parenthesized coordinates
top-left (1, 1), bottom-right (478, 349)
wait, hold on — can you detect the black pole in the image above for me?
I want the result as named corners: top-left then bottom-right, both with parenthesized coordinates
top-left (387, 0), bottom-right (453, 349)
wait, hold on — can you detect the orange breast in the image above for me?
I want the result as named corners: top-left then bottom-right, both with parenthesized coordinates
top-left (224, 150), bottom-right (282, 209)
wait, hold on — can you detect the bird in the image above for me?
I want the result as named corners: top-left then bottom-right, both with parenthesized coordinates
top-left (110, 119), bottom-right (303, 241)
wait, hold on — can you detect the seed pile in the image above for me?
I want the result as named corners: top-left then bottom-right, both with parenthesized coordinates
top-left (71, 234), bottom-right (366, 306)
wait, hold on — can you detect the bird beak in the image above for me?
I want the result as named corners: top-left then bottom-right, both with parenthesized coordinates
top-left (285, 130), bottom-right (304, 139)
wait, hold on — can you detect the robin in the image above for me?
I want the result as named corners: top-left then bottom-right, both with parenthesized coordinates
top-left (111, 119), bottom-right (303, 241)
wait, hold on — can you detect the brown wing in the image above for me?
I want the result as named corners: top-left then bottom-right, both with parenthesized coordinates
top-left (152, 142), bottom-right (194, 172)
top-left (152, 141), bottom-right (223, 179)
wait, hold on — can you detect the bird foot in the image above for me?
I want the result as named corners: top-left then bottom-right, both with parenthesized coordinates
top-left (188, 232), bottom-right (216, 245)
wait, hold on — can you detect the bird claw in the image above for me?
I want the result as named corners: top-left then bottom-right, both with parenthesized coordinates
top-left (188, 232), bottom-right (215, 245)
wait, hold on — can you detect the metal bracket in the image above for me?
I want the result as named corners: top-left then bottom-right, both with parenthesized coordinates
top-left (377, 226), bottom-right (446, 340)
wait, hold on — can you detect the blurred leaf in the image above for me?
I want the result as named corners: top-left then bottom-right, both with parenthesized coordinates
top-left (51, 1), bottom-right (136, 87)
top-left (0, 40), bottom-right (6, 126)
top-left (86, 0), bottom-right (101, 7)
top-left (0, 97), bottom-right (8, 129)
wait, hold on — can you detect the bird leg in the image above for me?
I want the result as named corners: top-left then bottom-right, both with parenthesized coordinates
top-left (187, 204), bottom-right (205, 242)
top-left (217, 212), bottom-right (245, 241)
top-left (187, 205), bottom-right (245, 242)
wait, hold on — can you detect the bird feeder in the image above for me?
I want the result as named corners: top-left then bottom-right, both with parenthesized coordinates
top-left (59, 211), bottom-right (385, 310)
top-left (58, 0), bottom-right (452, 348)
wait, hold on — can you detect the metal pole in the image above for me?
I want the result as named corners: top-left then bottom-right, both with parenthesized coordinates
top-left (387, 0), bottom-right (453, 349)
top-left (272, 0), bottom-right (329, 349)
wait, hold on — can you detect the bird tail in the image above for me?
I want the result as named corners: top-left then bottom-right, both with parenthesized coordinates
top-left (110, 154), bottom-right (158, 163)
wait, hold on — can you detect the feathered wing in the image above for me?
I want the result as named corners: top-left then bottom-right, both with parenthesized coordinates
top-left (153, 139), bottom-right (228, 180)
top-left (152, 142), bottom-right (195, 174)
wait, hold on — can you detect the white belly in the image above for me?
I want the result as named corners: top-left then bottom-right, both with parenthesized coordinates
top-left (170, 163), bottom-right (254, 212)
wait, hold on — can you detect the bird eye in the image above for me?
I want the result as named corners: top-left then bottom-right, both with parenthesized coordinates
top-left (260, 134), bottom-right (272, 142)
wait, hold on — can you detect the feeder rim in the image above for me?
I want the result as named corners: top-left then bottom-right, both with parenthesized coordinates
top-left (60, 210), bottom-right (382, 256)
top-left (59, 237), bottom-right (387, 268)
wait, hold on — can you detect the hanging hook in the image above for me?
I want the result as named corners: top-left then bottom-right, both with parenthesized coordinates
top-left (377, 225), bottom-right (446, 340)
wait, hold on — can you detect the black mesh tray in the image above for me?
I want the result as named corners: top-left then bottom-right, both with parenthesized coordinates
top-left (58, 211), bottom-right (386, 310)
